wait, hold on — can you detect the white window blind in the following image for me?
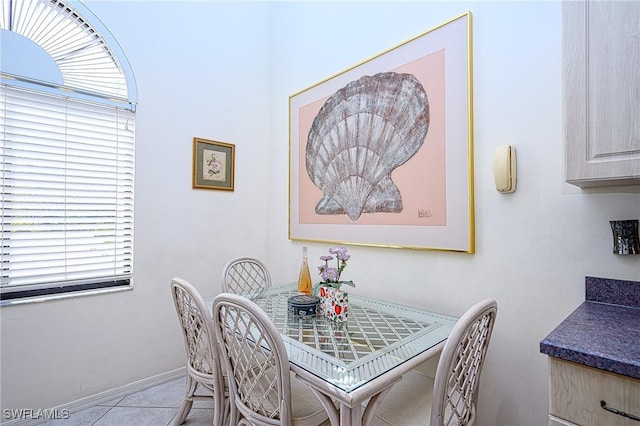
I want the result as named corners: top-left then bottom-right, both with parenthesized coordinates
top-left (1, 84), bottom-right (135, 299)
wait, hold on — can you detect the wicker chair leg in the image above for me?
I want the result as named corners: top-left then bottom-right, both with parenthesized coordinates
top-left (174, 375), bottom-right (197, 425)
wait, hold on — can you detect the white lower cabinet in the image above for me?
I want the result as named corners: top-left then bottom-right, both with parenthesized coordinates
top-left (548, 358), bottom-right (640, 426)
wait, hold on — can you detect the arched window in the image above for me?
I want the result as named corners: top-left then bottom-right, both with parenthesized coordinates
top-left (1, 0), bottom-right (137, 303)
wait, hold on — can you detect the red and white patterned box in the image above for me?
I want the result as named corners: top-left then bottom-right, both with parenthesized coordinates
top-left (319, 285), bottom-right (349, 322)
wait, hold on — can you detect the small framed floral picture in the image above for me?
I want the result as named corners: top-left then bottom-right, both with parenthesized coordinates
top-left (192, 137), bottom-right (235, 191)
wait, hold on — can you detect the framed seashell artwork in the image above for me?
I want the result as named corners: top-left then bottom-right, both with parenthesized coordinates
top-left (192, 137), bottom-right (235, 191)
top-left (288, 12), bottom-right (474, 253)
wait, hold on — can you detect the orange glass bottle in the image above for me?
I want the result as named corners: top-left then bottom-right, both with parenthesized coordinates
top-left (297, 246), bottom-right (312, 296)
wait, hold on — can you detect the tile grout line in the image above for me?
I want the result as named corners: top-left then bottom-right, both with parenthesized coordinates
top-left (90, 405), bottom-right (115, 426)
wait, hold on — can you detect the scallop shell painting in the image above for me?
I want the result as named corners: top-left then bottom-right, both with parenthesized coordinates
top-left (305, 72), bottom-right (430, 221)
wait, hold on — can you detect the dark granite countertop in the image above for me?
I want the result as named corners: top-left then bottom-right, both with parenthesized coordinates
top-left (540, 276), bottom-right (640, 380)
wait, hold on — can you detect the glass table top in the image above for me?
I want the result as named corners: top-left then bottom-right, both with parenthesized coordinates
top-left (249, 284), bottom-right (458, 393)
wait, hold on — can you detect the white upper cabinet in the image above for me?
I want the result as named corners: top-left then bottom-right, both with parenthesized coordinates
top-left (564, 1), bottom-right (640, 187)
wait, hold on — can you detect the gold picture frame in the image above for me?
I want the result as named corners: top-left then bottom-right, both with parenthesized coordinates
top-left (192, 137), bottom-right (235, 191)
top-left (288, 12), bottom-right (474, 252)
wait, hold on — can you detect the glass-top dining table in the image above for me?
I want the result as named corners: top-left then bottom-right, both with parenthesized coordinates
top-left (217, 283), bottom-right (458, 426)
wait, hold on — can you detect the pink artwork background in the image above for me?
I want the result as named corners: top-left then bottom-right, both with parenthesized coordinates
top-left (298, 49), bottom-right (446, 226)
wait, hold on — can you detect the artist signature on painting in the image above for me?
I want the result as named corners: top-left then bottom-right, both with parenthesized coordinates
top-left (417, 209), bottom-right (433, 218)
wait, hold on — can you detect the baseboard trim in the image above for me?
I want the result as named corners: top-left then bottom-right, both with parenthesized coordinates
top-left (1, 367), bottom-right (186, 426)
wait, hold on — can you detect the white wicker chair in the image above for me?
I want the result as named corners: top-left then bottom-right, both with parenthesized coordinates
top-left (374, 299), bottom-right (498, 426)
top-left (221, 257), bottom-right (272, 299)
top-left (170, 278), bottom-right (228, 426)
top-left (212, 292), bottom-right (333, 426)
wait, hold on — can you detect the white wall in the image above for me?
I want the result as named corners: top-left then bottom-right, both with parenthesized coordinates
top-left (1, 0), bottom-right (272, 413)
top-left (1, 1), bottom-right (639, 426)
top-left (266, 2), bottom-right (640, 426)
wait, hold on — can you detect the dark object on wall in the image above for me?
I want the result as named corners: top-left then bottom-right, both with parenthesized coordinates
top-left (609, 220), bottom-right (639, 255)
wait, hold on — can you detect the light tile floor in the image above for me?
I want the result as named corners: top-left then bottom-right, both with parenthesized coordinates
top-left (34, 373), bottom-right (425, 426)
top-left (37, 377), bottom-right (215, 426)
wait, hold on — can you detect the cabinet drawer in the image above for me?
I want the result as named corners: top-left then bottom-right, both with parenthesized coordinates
top-left (549, 358), bottom-right (640, 426)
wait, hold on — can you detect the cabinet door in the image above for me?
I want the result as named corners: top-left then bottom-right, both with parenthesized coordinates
top-left (564, 1), bottom-right (640, 187)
